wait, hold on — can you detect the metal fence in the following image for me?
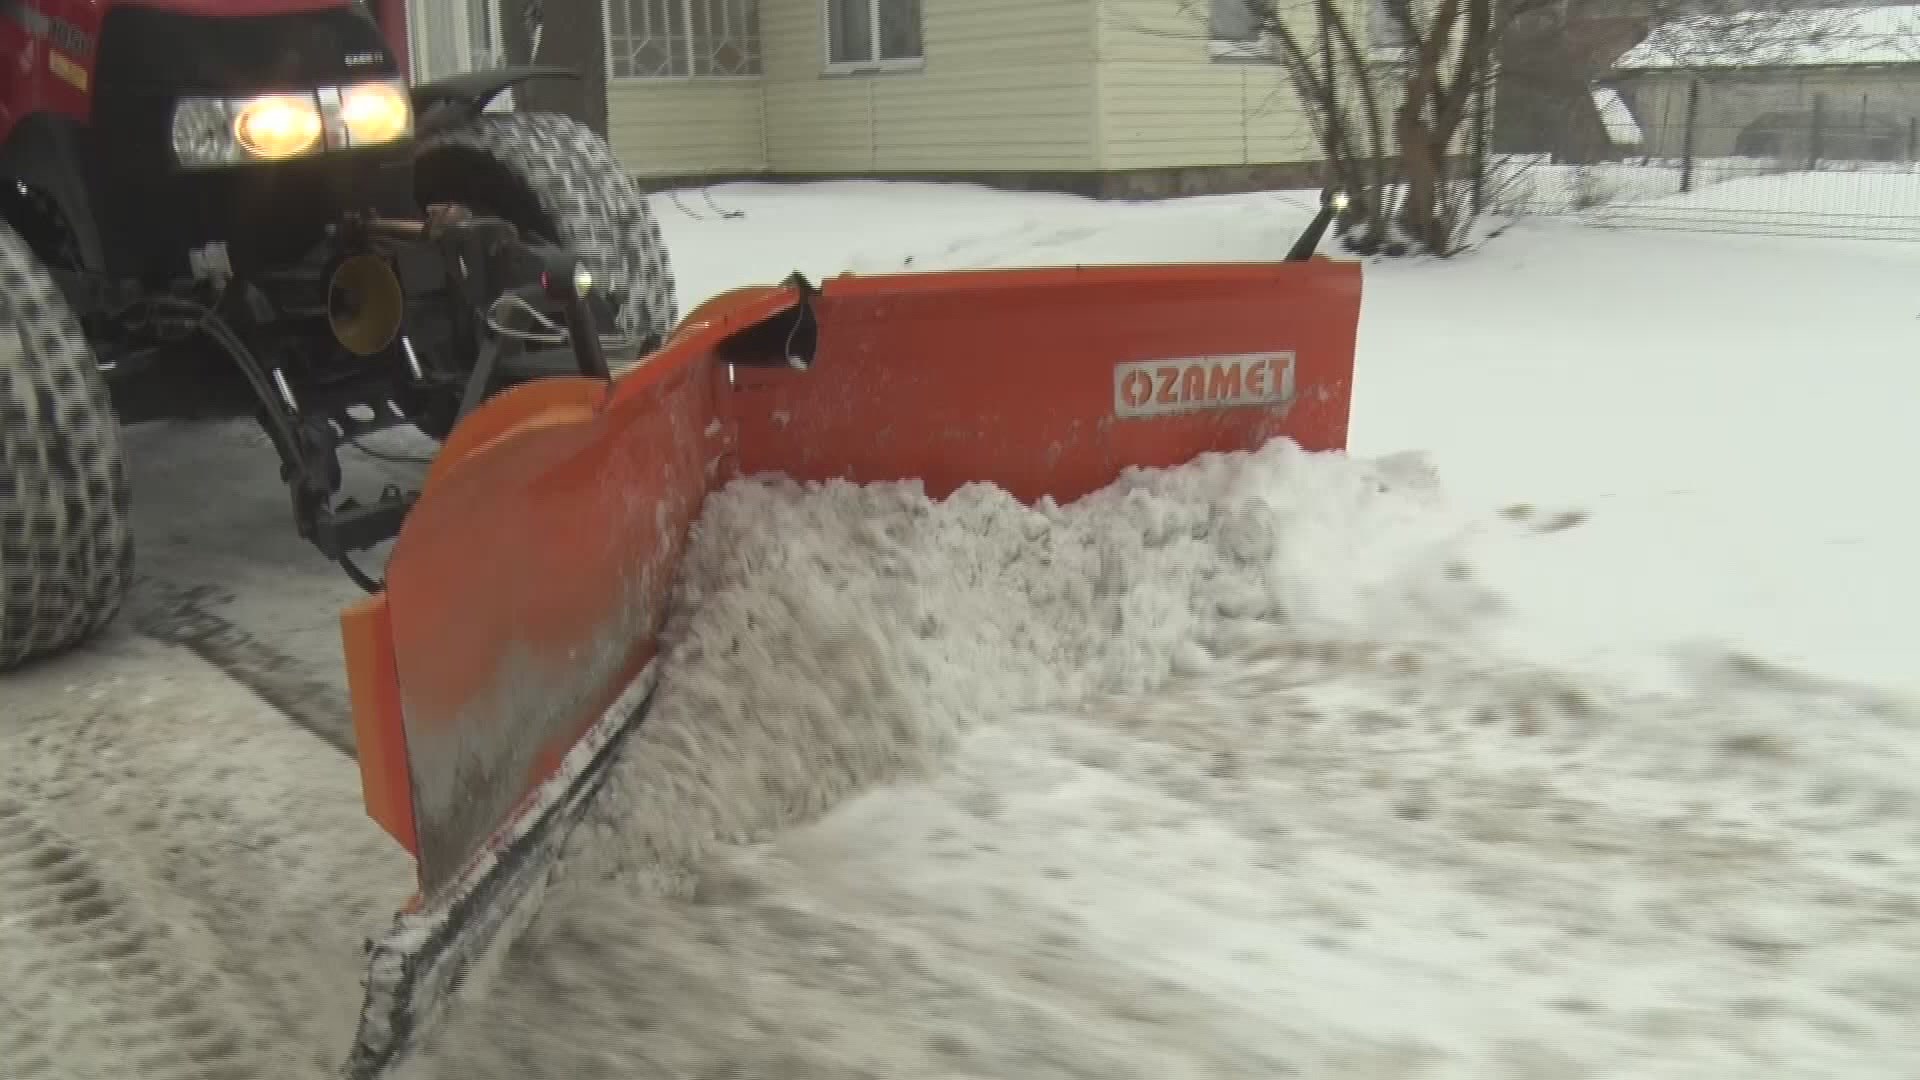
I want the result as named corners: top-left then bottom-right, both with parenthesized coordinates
top-left (1490, 67), bottom-right (1920, 241)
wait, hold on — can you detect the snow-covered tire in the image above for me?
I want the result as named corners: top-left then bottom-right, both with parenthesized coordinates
top-left (0, 220), bottom-right (132, 671)
top-left (414, 110), bottom-right (678, 355)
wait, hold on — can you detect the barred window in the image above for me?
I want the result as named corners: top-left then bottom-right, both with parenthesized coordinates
top-left (609, 0), bottom-right (762, 78)
top-left (825, 0), bottom-right (923, 68)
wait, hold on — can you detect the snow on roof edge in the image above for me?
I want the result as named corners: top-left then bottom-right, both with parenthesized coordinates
top-left (1616, 4), bottom-right (1920, 71)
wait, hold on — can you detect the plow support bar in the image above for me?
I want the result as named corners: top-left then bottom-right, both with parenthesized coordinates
top-left (337, 258), bottom-right (1359, 1069)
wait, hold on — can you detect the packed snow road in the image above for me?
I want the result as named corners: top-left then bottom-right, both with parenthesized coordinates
top-left (0, 420), bottom-right (425, 1080)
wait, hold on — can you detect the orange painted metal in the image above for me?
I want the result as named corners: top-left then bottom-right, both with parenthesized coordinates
top-left (380, 357), bottom-right (722, 893)
top-left (341, 257), bottom-right (1361, 899)
top-left (731, 261), bottom-right (1360, 503)
top-left (352, 282), bottom-right (794, 892)
top-left (341, 593), bottom-right (414, 853)
top-left (422, 378), bottom-right (606, 491)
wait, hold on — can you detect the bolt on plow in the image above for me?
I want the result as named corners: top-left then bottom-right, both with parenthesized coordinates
top-left (331, 197), bottom-right (1363, 1075)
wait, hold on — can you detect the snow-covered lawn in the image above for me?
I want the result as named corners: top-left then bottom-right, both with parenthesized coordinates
top-left (1494, 160), bottom-right (1920, 241)
top-left (397, 183), bottom-right (1920, 1078)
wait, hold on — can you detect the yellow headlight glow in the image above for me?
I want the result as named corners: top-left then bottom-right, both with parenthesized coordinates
top-left (340, 80), bottom-right (412, 147)
top-left (232, 95), bottom-right (323, 161)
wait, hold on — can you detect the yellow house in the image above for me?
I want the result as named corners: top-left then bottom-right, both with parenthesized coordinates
top-left (598, 0), bottom-right (1371, 197)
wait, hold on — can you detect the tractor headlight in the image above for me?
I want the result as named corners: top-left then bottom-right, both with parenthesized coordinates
top-left (234, 94), bottom-right (327, 160)
top-left (172, 93), bottom-right (324, 168)
top-left (170, 78), bottom-right (412, 169)
top-left (337, 78), bottom-right (413, 147)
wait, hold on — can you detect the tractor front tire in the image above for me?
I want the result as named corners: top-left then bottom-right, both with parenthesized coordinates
top-left (414, 110), bottom-right (679, 361)
top-left (0, 220), bottom-right (133, 671)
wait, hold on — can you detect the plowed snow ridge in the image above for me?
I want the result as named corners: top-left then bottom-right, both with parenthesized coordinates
top-left (401, 440), bottom-right (1920, 1079)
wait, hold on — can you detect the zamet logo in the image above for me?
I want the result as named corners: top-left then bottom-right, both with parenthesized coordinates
top-left (1113, 352), bottom-right (1296, 419)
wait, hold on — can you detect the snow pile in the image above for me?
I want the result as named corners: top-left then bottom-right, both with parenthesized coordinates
top-left (557, 438), bottom-right (1492, 895)
top-left (396, 435), bottom-right (1920, 1079)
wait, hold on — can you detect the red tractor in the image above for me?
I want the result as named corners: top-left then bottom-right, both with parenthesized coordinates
top-left (0, 0), bottom-right (678, 670)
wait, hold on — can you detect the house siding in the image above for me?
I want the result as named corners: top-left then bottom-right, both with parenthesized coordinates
top-left (1094, 0), bottom-right (1319, 170)
top-left (759, 0), bottom-right (1100, 174)
top-left (607, 79), bottom-right (770, 177)
top-left (597, 0), bottom-right (1390, 191)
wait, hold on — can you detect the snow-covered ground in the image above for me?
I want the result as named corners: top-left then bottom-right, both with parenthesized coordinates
top-left (5, 179), bottom-right (1919, 1079)
top-left (1493, 157), bottom-right (1920, 241)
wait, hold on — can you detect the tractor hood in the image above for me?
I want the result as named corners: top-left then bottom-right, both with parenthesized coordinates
top-left (97, 0), bottom-right (400, 96)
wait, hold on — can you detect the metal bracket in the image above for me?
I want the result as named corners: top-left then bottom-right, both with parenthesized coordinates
top-left (714, 272), bottom-right (820, 372)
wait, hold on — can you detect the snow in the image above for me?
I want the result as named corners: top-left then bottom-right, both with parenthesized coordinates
top-left (398, 435), bottom-right (1920, 1079)
top-left (647, 179), bottom-right (1920, 698)
top-left (1592, 86), bottom-right (1644, 146)
top-left (6, 176), bottom-right (1920, 1079)
top-left (1354, 208), bottom-right (1920, 694)
top-left (1582, 168), bottom-right (1920, 239)
top-left (0, 636), bottom-right (412, 1080)
top-left (1495, 159), bottom-right (1920, 241)
top-left (1616, 4), bottom-right (1920, 71)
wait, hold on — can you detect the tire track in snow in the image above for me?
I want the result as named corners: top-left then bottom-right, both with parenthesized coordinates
top-left (119, 416), bottom-right (439, 763)
top-left (0, 635), bottom-right (416, 1080)
top-left (128, 577), bottom-right (356, 759)
top-left (0, 796), bottom-right (268, 1080)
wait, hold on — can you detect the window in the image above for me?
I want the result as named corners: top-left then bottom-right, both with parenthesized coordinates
top-left (1208, 0), bottom-right (1271, 60)
top-left (1369, 0), bottom-right (1413, 51)
top-left (608, 0), bottom-right (762, 78)
top-left (825, 0), bottom-right (923, 71)
top-left (1210, 0), bottom-right (1260, 42)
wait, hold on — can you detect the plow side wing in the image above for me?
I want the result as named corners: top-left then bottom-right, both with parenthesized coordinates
top-left (338, 258), bottom-right (1359, 1076)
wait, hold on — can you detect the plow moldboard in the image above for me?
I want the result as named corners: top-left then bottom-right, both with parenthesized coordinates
top-left (338, 256), bottom-right (1362, 1074)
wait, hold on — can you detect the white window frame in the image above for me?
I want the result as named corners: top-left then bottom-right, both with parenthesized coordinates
top-left (604, 0), bottom-right (764, 82)
top-left (822, 0), bottom-right (925, 75)
top-left (1207, 37), bottom-right (1274, 61)
top-left (1205, 0), bottom-right (1413, 62)
top-left (407, 0), bottom-right (507, 82)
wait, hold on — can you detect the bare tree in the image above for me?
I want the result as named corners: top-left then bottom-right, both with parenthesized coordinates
top-left (1185, 0), bottom-right (1900, 256)
top-left (1194, 0), bottom-right (1530, 256)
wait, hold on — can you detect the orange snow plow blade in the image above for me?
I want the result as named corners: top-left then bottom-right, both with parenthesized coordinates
top-left (339, 257), bottom-right (1360, 1076)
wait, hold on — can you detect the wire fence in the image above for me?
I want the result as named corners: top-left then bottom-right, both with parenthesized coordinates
top-left (1490, 67), bottom-right (1920, 242)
